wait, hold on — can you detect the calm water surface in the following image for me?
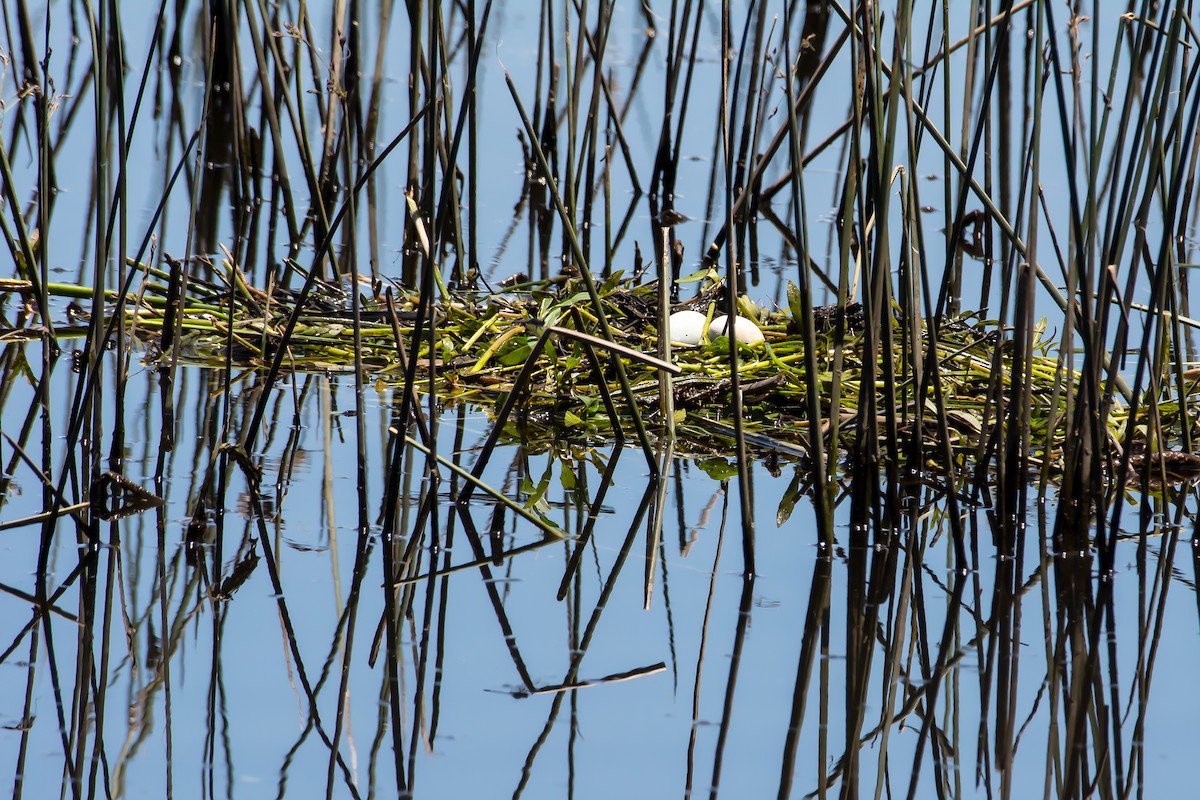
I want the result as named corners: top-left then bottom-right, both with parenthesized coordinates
top-left (2, 2), bottom-right (1199, 798)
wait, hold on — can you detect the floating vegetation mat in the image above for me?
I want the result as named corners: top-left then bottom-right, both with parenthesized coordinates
top-left (8, 262), bottom-right (1200, 482)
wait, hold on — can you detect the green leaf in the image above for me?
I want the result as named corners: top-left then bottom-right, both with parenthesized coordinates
top-left (736, 295), bottom-right (761, 321)
top-left (678, 266), bottom-right (716, 285)
top-left (497, 344), bottom-right (533, 367)
top-left (698, 458), bottom-right (739, 481)
top-left (524, 461), bottom-right (554, 511)
top-left (559, 461), bottom-right (577, 490)
top-left (599, 270), bottom-right (626, 293)
top-left (776, 468), bottom-right (805, 525)
top-left (787, 280), bottom-right (805, 322)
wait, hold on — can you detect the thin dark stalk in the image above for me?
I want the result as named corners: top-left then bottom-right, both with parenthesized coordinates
top-left (717, 0), bottom-right (755, 578)
top-left (503, 72), bottom-right (660, 468)
top-left (243, 104), bottom-right (430, 447)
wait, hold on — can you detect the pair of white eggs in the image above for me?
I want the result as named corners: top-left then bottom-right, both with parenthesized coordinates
top-left (667, 309), bottom-right (764, 346)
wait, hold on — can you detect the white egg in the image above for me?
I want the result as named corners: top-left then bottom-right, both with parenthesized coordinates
top-left (667, 310), bottom-right (708, 346)
top-left (708, 314), bottom-right (765, 345)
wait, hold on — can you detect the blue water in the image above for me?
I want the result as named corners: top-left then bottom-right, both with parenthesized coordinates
top-left (2, 3), bottom-right (1199, 798)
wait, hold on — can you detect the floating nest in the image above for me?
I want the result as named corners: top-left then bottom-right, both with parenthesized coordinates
top-left (6, 262), bottom-right (1200, 483)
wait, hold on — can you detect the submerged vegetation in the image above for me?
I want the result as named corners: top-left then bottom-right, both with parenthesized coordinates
top-left (2, 1), bottom-right (1200, 798)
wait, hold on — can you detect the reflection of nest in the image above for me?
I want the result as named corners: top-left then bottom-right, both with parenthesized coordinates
top-left (1124, 449), bottom-right (1200, 488)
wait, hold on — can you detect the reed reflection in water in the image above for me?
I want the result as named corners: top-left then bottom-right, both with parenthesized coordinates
top-left (0, 368), bottom-right (1196, 798)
